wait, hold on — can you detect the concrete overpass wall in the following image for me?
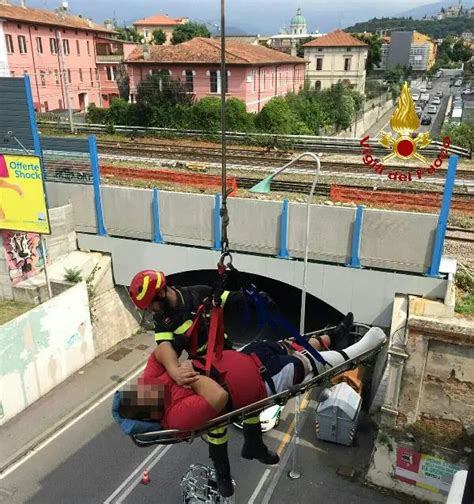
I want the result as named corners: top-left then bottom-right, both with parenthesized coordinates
top-left (46, 183), bottom-right (438, 274)
top-left (77, 234), bottom-right (446, 328)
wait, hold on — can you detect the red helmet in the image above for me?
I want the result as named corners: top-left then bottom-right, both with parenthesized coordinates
top-left (129, 270), bottom-right (166, 310)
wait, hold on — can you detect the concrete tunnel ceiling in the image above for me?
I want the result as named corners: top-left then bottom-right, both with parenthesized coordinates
top-left (167, 269), bottom-right (343, 346)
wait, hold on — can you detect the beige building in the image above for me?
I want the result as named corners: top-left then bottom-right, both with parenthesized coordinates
top-left (303, 30), bottom-right (368, 93)
top-left (133, 14), bottom-right (188, 44)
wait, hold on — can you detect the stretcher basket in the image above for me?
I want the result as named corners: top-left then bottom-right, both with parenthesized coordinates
top-left (131, 323), bottom-right (385, 447)
top-left (181, 464), bottom-right (235, 504)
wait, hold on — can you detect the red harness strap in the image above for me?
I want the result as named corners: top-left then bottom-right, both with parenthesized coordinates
top-left (186, 304), bottom-right (225, 376)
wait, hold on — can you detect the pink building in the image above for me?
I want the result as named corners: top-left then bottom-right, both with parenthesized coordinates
top-left (0, 2), bottom-right (114, 112)
top-left (126, 38), bottom-right (306, 113)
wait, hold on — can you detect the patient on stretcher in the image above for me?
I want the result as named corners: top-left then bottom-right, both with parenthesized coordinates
top-left (118, 325), bottom-right (386, 432)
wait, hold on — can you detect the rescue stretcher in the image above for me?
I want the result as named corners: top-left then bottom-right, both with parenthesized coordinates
top-left (121, 323), bottom-right (386, 447)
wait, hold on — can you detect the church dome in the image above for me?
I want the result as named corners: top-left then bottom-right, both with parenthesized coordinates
top-left (291, 8), bottom-right (306, 26)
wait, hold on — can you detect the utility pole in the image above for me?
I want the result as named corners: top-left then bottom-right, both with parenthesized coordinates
top-left (56, 31), bottom-right (75, 133)
top-left (220, 0), bottom-right (229, 254)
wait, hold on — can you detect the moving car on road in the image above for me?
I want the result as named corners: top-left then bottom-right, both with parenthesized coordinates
top-left (432, 97), bottom-right (441, 105)
top-left (421, 115), bottom-right (432, 125)
top-left (427, 104), bottom-right (438, 114)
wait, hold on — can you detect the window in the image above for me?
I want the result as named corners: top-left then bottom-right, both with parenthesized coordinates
top-left (252, 69), bottom-right (257, 93)
top-left (5, 34), bottom-right (13, 53)
top-left (40, 71), bottom-right (46, 86)
top-left (79, 68), bottom-right (83, 82)
top-left (10, 71), bottom-right (15, 77)
top-left (18, 35), bottom-right (27, 54)
top-left (36, 36), bottom-right (43, 53)
top-left (44, 101), bottom-right (49, 112)
top-left (315, 80), bottom-right (321, 91)
top-left (50, 37), bottom-right (58, 54)
top-left (262, 69), bottom-right (265, 91)
top-left (63, 39), bottom-right (70, 55)
top-left (67, 69), bottom-right (72, 83)
top-left (106, 66), bottom-right (115, 81)
top-left (54, 69), bottom-right (59, 84)
top-left (184, 70), bottom-right (194, 92)
top-left (58, 99), bottom-right (63, 109)
top-left (86, 40), bottom-right (90, 55)
top-left (76, 40), bottom-right (80, 55)
top-left (90, 68), bottom-right (93, 84)
top-left (346, 48), bottom-right (352, 52)
top-left (344, 57), bottom-right (351, 71)
top-left (210, 70), bottom-right (219, 93)
top-left (316, 58), bottom-right (323, 71)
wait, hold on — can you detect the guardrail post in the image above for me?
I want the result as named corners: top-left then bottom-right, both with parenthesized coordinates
top-left (278, 198), bottom-right (290, 259)
top-left (213, 193), bottom-right (222, 250)
top-left (348, 205), bottom-right (364, 268)
top-left (88, 135), bottom-right (107, 236)
top-left (427, 155), bottom-right (458, 277)
top-left (152, 188), bottom-right (165, 244)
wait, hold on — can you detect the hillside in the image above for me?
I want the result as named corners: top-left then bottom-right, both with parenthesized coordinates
top-left (345, 16), bottom-right (474, 39)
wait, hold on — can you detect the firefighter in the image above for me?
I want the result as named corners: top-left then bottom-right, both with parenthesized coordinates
top-left (129, 269), bottom-right (280, 497)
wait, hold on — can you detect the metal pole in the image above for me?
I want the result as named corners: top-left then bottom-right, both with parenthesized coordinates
top-left (289, 153), bottom-right (321, 480)
top-left (40, 235), bottom-right (52, 299)
top-left (57, 31), bottom-right (75, 133)
top-left (219, 0), bottom-right (229, 254)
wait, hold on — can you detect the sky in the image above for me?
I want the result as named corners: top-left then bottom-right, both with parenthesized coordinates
top-left (23, 0), bottom-right (451, 34)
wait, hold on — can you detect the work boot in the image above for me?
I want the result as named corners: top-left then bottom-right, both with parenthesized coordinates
top-left (330, 312), bottom-right (354, 350)
top-left (241, 422), bottom-right (280, 465)
top-left (209, 443), bottom-right (234, 498)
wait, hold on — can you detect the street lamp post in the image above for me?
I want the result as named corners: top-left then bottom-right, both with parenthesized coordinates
top-left (250, 151), bottom-right (322, 478)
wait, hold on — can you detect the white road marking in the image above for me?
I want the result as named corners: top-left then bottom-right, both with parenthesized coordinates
top-left (0, 364), bottom-right (147, 479)
top-left (105, 445), bottom-right (172, 504)
top-left (248, 468), bottom-right (271, 504)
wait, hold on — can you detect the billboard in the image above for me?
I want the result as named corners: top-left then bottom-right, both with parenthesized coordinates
top-left (0, 153), bottom-right (50, 234)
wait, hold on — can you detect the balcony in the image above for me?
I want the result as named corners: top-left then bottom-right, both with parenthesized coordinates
top-left (96, 54), bottom-right (123, 64)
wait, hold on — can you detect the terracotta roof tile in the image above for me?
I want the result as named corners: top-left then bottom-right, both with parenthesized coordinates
top-left (0, 4), bottom-right (113, 33)
top-left (125, 37), bottom-right (306, 65)
top-left (133, 14), bottom-right (186, 27)
top-left (303, 30), bottom-right (367, 48)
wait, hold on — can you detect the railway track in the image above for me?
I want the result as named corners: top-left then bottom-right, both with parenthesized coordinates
top-left (96, 141), bottom-right (474, 181)
top-left (445, 227), bottom-right (474, 244)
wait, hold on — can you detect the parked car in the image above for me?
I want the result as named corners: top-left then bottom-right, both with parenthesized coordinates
top-left (427, 81), bottom-right (433, 89)
top-left (412, 92), bottom-right (420, 101)
top-left (420, 92), bottom-right (430, 102)
top-left (454, 79), bottom-right (462, 87)
top-left (435, 70), bottom-right (442, 78)
top-left (432, 97), bottom-right (441, 105)
top-left (415, 105), bottom-right (423, 114)
top-left (421, 115), bottom-right (432, 125)
top-left (427, 104), bottom-right (438, 114)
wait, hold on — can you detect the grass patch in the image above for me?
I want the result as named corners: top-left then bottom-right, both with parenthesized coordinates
top-left (0, 300), bottom-right (35, 325)
top-left (455, 269), bottom-right (474, 316)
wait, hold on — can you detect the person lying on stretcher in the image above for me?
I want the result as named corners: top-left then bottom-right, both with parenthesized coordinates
top-left (117, 317), bottom-right (385, 498)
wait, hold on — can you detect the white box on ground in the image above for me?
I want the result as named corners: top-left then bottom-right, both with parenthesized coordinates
top-left (315, 382), bottom-right (362, 446)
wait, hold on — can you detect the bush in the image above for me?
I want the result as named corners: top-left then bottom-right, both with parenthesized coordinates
top-left (86, 104), bottom-right (108, 124)
top-left (189, 97), bottom-right (222, 131)
top-left (225, 98), bottom-right (254, 132)
top-left (441, 122), bottom-right (474, 150)
top-left (64, 267), bottom-right (82, 283)
top-left (255, 97), bottom-right (311, 135)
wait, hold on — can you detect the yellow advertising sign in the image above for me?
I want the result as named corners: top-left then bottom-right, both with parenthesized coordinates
top-left (0, 153), bottom-right (50, 234)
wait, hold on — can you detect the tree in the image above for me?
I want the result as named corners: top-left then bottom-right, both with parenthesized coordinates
top-left (115, 63), bottom-right (130, 101)
top-left (296, 36), bottom-right (313, 58)
top-left (451, 39), bottom-right (472, 63)
top-left (189, 97), bottom-right (221, 131)
top-left (353, 33), bottom-right (383, 70)
top-left (171, 22), bottom-right (211, 45)
top-left (116, 25), bottom-right (141, 42)
top-left (152, 29), bottom-right (167, 45)
top-left (136, 72), bottom-right (195, 127)
top-left (441, 122), bottom-right (474, 150)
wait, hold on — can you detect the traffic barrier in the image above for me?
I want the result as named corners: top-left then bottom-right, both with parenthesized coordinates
top-left (100, 165), bottom-right (238, 196)
top-left (331, 186), bottom-right (474, 214)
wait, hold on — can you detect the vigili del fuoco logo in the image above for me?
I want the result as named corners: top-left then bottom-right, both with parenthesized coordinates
top-left (360, 82), bottom-right (451, 182)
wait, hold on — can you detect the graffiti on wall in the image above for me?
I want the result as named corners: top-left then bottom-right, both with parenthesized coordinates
top-left (2, 231), bottom-right (47, 285)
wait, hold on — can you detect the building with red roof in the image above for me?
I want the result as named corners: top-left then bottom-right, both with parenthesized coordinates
top-left (125, 37), bottom-right (306, 113)
top-left (303, 30), bottom-right (368, 93)
top-left (133, 14), bottom-right (189, 45)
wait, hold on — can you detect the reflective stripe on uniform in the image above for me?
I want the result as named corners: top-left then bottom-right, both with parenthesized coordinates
top-left (242, 416), bottom-right (260, 425)
top-left (196, 333), bottom-right (228, 355)
top-left (206, 426), bottom-right (228, 445)
top-left (221, 291), bottom-right (230, 307)
top-left (155, 332), bottom-right (174, 342)
top-left (174, 320), bottom-right (192, 335)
